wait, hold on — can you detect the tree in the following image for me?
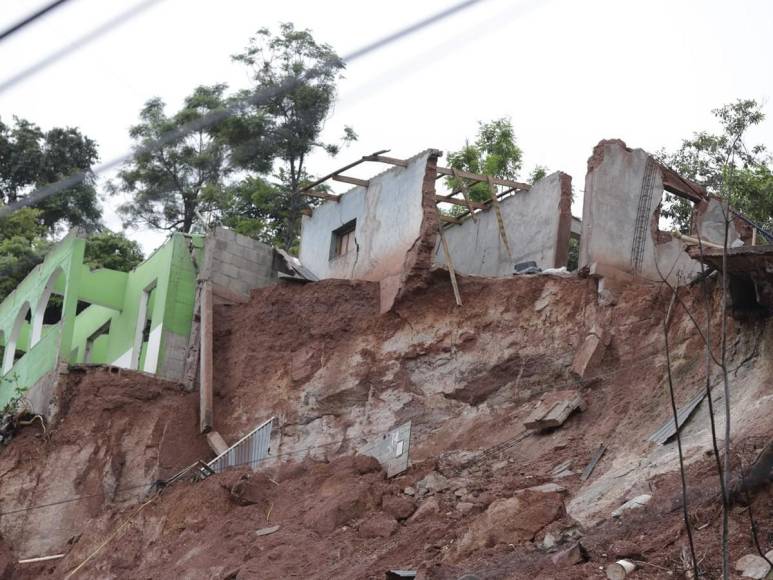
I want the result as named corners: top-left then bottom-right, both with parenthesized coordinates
top-left (230, 23), bottom-right (356, 248)
top-left (0, 117), bottom-right (100, 234)
top-left (113, 85), bottom-right (241, 234)
top-left (0, 208), bottom-right (49, 302)
top-left (445, 118), bottom-right (523, 202)
top-left (83, 230), bottom-right (143, 271)
top-left (661, 99), bottom-right (773, 233)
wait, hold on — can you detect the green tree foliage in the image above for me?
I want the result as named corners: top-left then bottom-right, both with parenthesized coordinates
top-left (0, 117), bottom-right (100, 234)
top-left (0, 208), bottom-right (49, 301)
top-left (661, 99), bottom-right (773, 233)
top-left (83, 230), bottom-right (143, 272)
top-left (529, 165), bottom-right (548, 184)
top-left (113, 85), bottom-right (240, 234)
top-left (229, 23), bottom-right (355, 248)
top-left (446, 118), bottom-right (523, 202)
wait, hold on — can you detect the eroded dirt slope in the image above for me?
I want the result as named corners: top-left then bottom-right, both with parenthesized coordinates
top-left (1, 271), bottom-right (771, 578)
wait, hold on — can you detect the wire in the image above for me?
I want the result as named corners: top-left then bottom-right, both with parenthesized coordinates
top-left (0, 0), bottom-right (73, 43)
top-left (0, 0), bottom-right (165, 94)
top-left (0, 0), bottom-right (488, 220)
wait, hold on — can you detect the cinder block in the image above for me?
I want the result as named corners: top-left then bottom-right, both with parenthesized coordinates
top-left (221, 262), bottom-right (240, 279)
top-left (212, 272), bottom-right (232, 289)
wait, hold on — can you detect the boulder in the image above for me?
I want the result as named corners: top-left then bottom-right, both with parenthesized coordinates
top-left (735, 554), bottom-right (771, 579)
top-left (359, 512), bottom-right (399, 539)
top-left (382, 495), bottom-right (416, 520)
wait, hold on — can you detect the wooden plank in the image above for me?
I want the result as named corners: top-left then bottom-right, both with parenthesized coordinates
top-left (487, 175), bottom-right (513, 260)
top-left (433, 195), bottom-right (485, 209)
top-left (18, 554), bottom-right (65, 564)
top-left (300, 149), bottom-right (389, 192)
top-left (581, 444), bottom-right (606, 481)
top-left (363, 154), bottom-right (408, 167)
top-left (436, 166), bottom-right (530, 190)
top-left (332, 174), bottom-right (370, 188)
top-left (438, 220), bottom-right (462, 306)
top-left (199, 281), bottom-right (214, 433)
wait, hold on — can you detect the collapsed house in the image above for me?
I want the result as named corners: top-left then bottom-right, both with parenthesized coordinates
top-left (0, 139), bottom-right (772, 577)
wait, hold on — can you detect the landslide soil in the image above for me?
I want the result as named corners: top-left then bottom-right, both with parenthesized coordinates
top-left (2, 272), bottom-right (771, 579)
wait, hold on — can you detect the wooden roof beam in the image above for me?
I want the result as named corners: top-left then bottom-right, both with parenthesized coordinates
top-left (434, 195), bottom-right (485, 209)
top-left (435, 166), bottom-right (531, 191)
top-left (301, 190), bottom-right (339, 202)
top-left (332, 174), bottom-right (370, 188)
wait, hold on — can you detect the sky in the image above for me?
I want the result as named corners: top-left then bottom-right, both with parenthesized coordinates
top-left (2, 0), bottom-right (773, 254)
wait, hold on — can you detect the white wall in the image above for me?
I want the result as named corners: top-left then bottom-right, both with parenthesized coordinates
top-left (434, 171), bottom-right (572, 276)
top-left (299, 151), bottom-right (431, 286)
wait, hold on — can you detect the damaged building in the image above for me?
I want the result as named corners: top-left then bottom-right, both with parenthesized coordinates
top-left (0, 139), bottom-right (771, 579)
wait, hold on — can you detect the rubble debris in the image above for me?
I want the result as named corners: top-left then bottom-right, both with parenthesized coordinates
top-left (550, 542), bottom-right (586, 567)
top-left (524, 390), bottom-right (585, 431)
top-left (570, 326), bottom-right (611, 379)
top-left (581, 444), bottom-right (606, 481)
top-left (359, 513), bottom-right (399, 539)
top-left (206, 431), bottom-right (229, 455)
top-left (255, 525), bottom-right (280, 537)
top-left (381, 495), bottom-right (416, 521)
top-left (207, 417), bottom-right (274, 475)
top-left (647, 389), bottom-right (706, 445)
top-left (611, 495), bottom-right (652, 518)
top-left (734, 554), bottom-right (771, 579)
top-left (17, 553), bottom-right (65, 564)
top-left (606, 559), bottom-right (636, 579)
top-left (415, 472), bottom-right (449, 496)
top-left (514, 261), bottom-right (541, 275)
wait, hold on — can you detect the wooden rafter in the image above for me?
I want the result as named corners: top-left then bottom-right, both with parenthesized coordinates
top-left (299, 149), bottom-right (389, 192)
top-left (435, 166), bottom-right (530, 191)
top-left (332, 174), bottom-right (370, 188)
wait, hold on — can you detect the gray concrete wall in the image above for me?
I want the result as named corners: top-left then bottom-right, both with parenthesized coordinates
top-left (434, 171), bottom-right (573, 276)
top-left (299, 151), bottom-right (431, 291)
top-left (579, 140), bottom-right (738, 286)
top-left (203, 227), bottom-right (278, 296)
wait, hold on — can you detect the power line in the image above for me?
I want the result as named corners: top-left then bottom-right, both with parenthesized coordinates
top-left (0, 0), bottom-right (488, 220)
top-left (0, 0), bottom-right (73, 44)
top-left (0, 0), bottom-right (165, 94)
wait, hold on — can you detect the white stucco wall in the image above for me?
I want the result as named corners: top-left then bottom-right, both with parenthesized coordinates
top-left (580, 140), bottom-right (718, 285)
top-left (433, 171), bottom-right (572, 276)
top-left (299, 151), bottom-right (431, 285)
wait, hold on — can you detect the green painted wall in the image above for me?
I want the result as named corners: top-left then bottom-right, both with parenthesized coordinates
top-left (0, 232), bottom-right (203, 409)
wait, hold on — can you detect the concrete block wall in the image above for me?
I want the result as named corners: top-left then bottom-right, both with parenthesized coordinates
top-left (203, 228), bottom-right (278, 296)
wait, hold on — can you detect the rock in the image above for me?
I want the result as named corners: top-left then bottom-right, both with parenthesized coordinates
top-left (735, 554), bottom-right (771, 579)
top-left (408, 497), bottom-right (440, 523)
top-left (570, 326), bottom-right (611, 379)
top-left (611, 494), bottom-right (652, 518)
top-left (521, 483), bottom-right (566, 494)
top-left (382, 495), bottom-right (416, 520)
top-left (454, 487), bottom-right (468, 497)
top-left (227, 473), bottom-right (272, 508)
top-left (416, 472), bottom-right (450, 495)
top-left (403, 486), bottom-right (416, 496)
top-left (542, 532), bottom-right (557, 550)
top-left (608, 540), bottom-right (643, 560)
top-left (359, 512), bottom-right (398, 539)
top-left (551, 542), bottom-right (585, 567)
top-left (455, 493), bottom-right (564, 556)
top-left (255, 525), bottom-right (280, 537)
top-left (456, 502), bottom-right (475, 514)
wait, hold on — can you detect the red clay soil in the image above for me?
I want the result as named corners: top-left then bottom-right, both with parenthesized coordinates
top-left (2, 272), bottom-right (772, 579)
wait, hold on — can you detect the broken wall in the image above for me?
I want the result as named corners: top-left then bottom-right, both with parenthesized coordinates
top-left (299, 150), bottom-right (437, 311)
top-left (434, 171), bottom-right (573, 275)
top-left (579, 139), bottom-right (738, 285)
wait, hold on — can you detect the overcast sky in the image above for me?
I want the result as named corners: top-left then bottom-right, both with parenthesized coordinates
top-left (2, 0), bottom-right (772, 254)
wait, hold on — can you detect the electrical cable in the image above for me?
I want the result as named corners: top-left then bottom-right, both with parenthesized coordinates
top-left (0, 0), bottom-right (489, 219)
top-left (0, 0), bottom-right (73, 43)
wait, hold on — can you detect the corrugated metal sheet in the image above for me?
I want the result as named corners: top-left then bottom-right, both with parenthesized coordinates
top-left (207, 417), bottom-right (274, 474)
top-left (648, 390), bottom-right (706, 445)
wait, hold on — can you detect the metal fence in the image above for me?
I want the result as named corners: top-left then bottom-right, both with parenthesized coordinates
top-left (207, 417), bottom-right (274, 474)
